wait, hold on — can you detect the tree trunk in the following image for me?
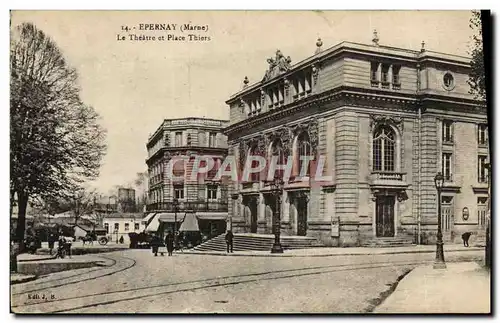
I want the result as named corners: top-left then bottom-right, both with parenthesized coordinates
top-left (12, 191), bottom-right (28, 273)
top-left (16, 191), bottom-right (29, 248)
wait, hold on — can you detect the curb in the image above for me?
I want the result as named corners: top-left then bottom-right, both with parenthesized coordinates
top-left (18, 255), bottom-right (56, 263)
top-left (10, 275), bottom-right (38, 285)
top-left (180, 247), bottom-right (483, 258)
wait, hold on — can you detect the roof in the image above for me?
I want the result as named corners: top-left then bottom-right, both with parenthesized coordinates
top-left (103, 213), bottom-right (146, 220)
top-left (227, 40), bottom-right (472, 104)
top-left (74, 224), bottom-right (106, 232)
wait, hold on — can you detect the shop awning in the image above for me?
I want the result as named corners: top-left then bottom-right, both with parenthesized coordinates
top-left (179, 212), bottom-right (200, 232)
top-left (145, 213), bottom-right (161, 232)
top-left (196, 212), bottom-right (228, 221)
top-left (142, 212), bottom-right (156, 225)
top-left (158, 213), bottom-right (185, 223)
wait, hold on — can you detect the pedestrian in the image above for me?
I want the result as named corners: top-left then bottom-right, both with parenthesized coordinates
top-left (48, 232), bottom-right (56, 255)
top-left (462, 232), bottom-right (472, 247)
top-left (225, 230), bottom-right (234, 253)
top-left (64, 235), bottom-right (74, 258)
top-left (165, 231), bottom-right (175, 256)
top-left (151, 234), bottom-right (160, 256)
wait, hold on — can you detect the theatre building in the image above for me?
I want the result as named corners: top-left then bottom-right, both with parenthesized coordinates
top-left (145, 117), bottom-right (230, 239)
top-left (224, 35), bottom-right (488, 247)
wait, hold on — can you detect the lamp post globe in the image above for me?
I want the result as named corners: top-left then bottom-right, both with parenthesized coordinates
top-left (433, 172), bottom-right (446, 269)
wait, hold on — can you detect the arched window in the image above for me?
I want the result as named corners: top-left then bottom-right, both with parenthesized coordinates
top-left (373, 125), bottom-right (396, 172)
top-left (297, 132), bottom-right (312, 176)
top-left (271, 140), bottom-right (286, 179)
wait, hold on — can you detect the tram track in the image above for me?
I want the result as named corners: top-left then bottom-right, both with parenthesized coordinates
top-left (12, 258), bottom-right (428, 313)
top-left (11, 254), bottom-right (136, 296)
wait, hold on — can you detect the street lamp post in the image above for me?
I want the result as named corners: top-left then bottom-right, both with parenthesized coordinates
top-left (173, 197), bottom-right (179, 248)
top-left (269, 176), bottom-right (284, 254)
top-left (434, 172), bottom-right (446, 269)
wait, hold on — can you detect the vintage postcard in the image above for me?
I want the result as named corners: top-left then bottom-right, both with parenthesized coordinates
top-left (9, 10), bottom-right (491, 314)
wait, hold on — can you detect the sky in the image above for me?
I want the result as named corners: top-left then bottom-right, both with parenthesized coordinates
top-left (10, 10), bottom-right (476, 194)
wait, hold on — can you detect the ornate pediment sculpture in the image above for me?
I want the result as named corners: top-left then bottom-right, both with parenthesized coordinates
top-left (262, 50), bottom-right (292, 82)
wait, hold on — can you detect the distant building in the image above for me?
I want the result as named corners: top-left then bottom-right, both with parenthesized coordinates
top-left (102, 213), bottom-right (146, 244)
top-left (145, 117), bottom-right (229, 239)
top-left (117, 188), bottom-right (137, 213)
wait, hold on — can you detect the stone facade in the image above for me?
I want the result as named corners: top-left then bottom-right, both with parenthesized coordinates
top-left (224, 39), bottom-right (488, 246)
top-left (146, 118), bottom-right (230, 237)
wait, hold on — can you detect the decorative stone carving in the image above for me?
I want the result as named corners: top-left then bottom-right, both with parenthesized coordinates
top-left (284, 78), bottom-right (290, 97)
top-left (238, 141), bottom-right (247, 168)
top-left (262, 50), bottom-right (292, 82)
top-left (308, 118), bottom-right (319, 154)
top-left (267, 127), bottom-right (293, 157)
top-left (315, 38), bottom-right (323, 54)
top-left (260, 88), bottom-right (266, 107)
top-left (164, 133), bottom-right (171, 147)
top-left (312, 64), bottom-right (319, 86)
top-left (369, 114), bottom-right (404, 134)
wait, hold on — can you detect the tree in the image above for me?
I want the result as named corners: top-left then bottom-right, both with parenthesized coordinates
top-left (468, 10), bottom-right (486, 101)
top-left (10, 22), bottom-right (106, 254)
top-left (133, 171), bottom-right (149, 212)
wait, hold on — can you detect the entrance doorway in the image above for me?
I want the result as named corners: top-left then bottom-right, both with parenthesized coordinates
top-left (375, 195), bottom-right (395, 237)
top-left (441, 196), bottom-right (454, 236)
top-left (249, 197), bottom-right (258, 233)
top-left (296, 196), bottom-right (308, 236)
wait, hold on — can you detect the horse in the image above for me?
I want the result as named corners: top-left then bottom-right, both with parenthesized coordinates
top-left (80, 235), bottom-right (94, 246)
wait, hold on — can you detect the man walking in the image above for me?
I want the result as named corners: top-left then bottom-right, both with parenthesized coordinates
top-left (225, 230), bottom-right (234, 253)
top-left (165, 231), bottom-right (175, 256)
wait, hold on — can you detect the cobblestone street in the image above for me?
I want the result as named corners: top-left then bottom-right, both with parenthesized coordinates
top-left (11, 249), bottom-right (483, 313)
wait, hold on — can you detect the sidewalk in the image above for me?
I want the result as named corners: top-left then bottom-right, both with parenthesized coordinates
top-left (374, 262), bottom-right (491, 313)
top-left (183, 245), bottom-right (482, 257)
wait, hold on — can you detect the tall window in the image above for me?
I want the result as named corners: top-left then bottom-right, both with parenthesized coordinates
top-left (442, 120), bottom-right (453, 143)
top-left (114, 223), bottom-right (119, 232)
top-left (134, 223), bottom-right (140, 231)
top-left (124, 223), bottom-right (129, 232)
top-left (392, 65), bottom-right (401, 89)
top-left (293, 69), bottom-right (312, 100)
top-left (381, 64), bottom-right (390, 84)
top-left (297, 132), bottom-right (312, 177)
top-left (478, 155), bottom-right (488, 183)
top-left (207, 184), bottom-right (218, 200)
top-left (104, 223), bottom-right (109, 234)
top-left (209, 132), bottom-right (217, 147)
top-left (370, 62), bottom-right (379, 86)
top-left (268, 83), bottom-right (285, 109)
top-left (174, 184), bottom-right (184, 199)
top-left (271, 140), bottom-right (286, 179)
top-left (373, 125), bottom-right (396, 172)
top-left (478, 124), bottom-right (488, 146)
top-left (175, 132), bottom-right (183, 147)
top-left (442, 152), bottom-right (453, 181)
top-left (249, 146), bottom-right (260, 183)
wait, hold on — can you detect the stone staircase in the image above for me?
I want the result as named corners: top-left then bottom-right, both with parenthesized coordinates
top-left (361, 236), bottom-right (415, 248)
top-left (193, 233), bottom-right (324, 252)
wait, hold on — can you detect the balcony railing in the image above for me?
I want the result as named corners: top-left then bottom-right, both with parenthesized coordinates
top-left (370, 171), bottom-right (407, 187)
top-left (146, 201), bottom-right (228, 212)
